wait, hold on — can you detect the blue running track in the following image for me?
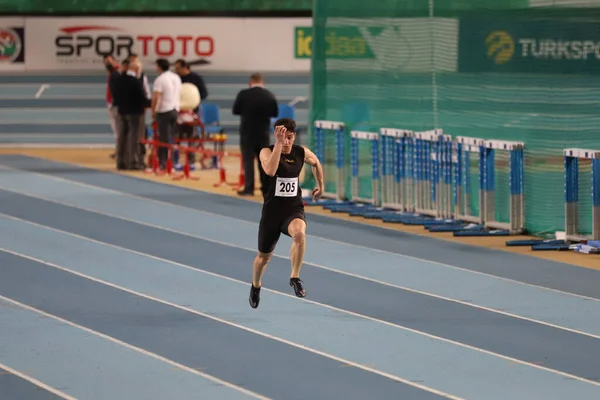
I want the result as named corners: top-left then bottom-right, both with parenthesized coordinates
top-left (0, 154), bottom-right (600, 399)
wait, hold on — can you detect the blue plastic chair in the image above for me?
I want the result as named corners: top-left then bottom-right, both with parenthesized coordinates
top-left (201, 103), bottom-right (224, 135)
top-left (271, 104), bottom-right (299, 133)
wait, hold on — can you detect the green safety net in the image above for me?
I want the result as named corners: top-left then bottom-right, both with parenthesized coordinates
top-left (304, 0), bottom-right (600, 236)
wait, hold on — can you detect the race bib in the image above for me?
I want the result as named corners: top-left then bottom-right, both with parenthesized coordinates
top-left (275, 177), bottom-right (298, 197)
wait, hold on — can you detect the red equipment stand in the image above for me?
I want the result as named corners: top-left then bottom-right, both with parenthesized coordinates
top-left (214, 151), bottom-right (244, 189)
top-left (139, 117), bottom-right (247, 187)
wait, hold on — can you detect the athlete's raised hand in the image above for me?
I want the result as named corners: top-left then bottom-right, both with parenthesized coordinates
top-left (274, 125), bottom-right (287, 144)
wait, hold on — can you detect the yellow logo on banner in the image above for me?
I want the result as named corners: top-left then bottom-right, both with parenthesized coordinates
top-left (485, 30), bottom-right (514, 64)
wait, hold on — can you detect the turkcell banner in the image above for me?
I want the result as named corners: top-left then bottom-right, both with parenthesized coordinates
top-left (459, 18), bottom-right (600, 74)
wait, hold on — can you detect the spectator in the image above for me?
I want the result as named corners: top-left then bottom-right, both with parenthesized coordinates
top-left (128, 53), bottom-right (152, 100)
top-left (103, 55), bottom-right (120, 159)
top-left (151, 58), bottom-right (182, 169)
top-left (112, 59), bottom-right (149, 170)
top-left (128, 53), bottom-right (152, 162)
top-left (232, 72), bottom-right (279, 198)
top-left (118, 58), bottom-right (129, 74)
top-left (173, 58), bottom-right (208, 169)
top-left (174, 59), bottom-right (208, 109)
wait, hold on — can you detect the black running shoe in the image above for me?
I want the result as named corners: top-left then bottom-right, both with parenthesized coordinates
top-left (249, 284), bottom-right (261, 308)
top-left (289, 278), bottom-right (306, 298)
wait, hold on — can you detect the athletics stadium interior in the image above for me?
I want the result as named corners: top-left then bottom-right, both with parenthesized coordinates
top-left (1, 1), bottom-right (600, 399)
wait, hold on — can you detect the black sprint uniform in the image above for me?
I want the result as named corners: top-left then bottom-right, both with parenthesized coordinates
top-left (258, 144), bottom-right (306, 254)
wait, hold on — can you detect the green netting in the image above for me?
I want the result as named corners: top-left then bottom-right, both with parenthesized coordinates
top-left (305, 0), bottom-right (600, 235)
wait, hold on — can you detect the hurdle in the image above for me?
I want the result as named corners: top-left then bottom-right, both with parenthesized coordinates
top-left (564, 148), bottom-right (600, 242)
top-left (383, 129), bottom-right (454, 225)
top-left (379, 128), bottom-right (414, 214)
top-left (305, 120), bottom-right (350, 207)
top-left (455, 139), bottom-right (525, 236)
top-left (429, 136), bottom-right (487, 233)
top-left (334, 130), bottom-right (381, 216)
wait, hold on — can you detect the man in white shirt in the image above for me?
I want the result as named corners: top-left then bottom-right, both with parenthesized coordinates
top-left (151, 58), bottom-right (182, 169)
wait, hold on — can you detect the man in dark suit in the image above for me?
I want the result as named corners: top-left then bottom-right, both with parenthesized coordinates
top-left (232, 73), bottom-right (279, 198)
top-left (112, 59), bottom-right (150, 170)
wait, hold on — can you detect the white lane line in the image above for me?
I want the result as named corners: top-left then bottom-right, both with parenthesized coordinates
top-left (34, 84), bottom-right (50, 99)
top-left (288, 96), bottom-right (308, 106)
top-left (0, 247), bottom-right (463, 400)
top-left (0, 292), bottom-right (270, 400)
top-left (2, 214), bottom-right (600, 390)
top-left (0, 361), bottom-right (77, 400)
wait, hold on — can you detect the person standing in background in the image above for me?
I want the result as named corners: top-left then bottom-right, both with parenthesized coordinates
top-left (232, 73), bottom-right (279, 198)
top-left (128, 54), bottom-right (152, 99)
top-left (128, 53), bottom-right (152, 163)
top-left (173, 59), bottom-right (209, 169)
top-left (112, 59), bottom-right (149, 170)
top-left (103, 55), bottom-right (120, 159)
top-left (151, 58), bottom-right (182, 170)
top-left (174, 59), bottom-right (208, 106)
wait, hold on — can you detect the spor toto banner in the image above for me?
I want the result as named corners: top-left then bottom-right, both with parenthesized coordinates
top-left (24, 17), bottom-right (311, 71)
top-left (459, 18), bottom-right (600, 74)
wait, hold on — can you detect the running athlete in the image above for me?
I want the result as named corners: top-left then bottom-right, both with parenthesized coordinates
top-left (249, 118), bottom-right (324, 309)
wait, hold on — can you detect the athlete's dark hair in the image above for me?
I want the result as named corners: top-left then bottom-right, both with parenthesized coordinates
top-left (274, 118), bottom-right (296, 133)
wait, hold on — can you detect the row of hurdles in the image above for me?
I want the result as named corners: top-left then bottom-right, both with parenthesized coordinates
top-left (301, 120), bottom-right (600, 252)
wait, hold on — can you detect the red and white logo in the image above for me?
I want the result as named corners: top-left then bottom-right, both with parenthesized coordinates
top-left (54, 25), bottom-right (214, 63)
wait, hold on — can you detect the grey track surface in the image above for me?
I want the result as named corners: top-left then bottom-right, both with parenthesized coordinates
top-left (0, 367), bottom-right (62, 400)
top-left (0, 188), bottom-right (599, 381)
top-left (1, 154), bottom-right (599, 300)
top-left (0, 250), bottom-right (440, 400)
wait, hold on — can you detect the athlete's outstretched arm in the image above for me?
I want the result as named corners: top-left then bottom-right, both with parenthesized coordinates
top-left (260, 126), bottom-right (286, 176)
top-left (303, 147), bottom-right (324, 191)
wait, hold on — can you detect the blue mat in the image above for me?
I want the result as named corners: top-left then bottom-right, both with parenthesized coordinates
top-left (423, 219), bottom-right (463, 228)
top-left (506, 239), bottom-right (565, 247)
top-left (347, 205), bottom-right (380, 217)
top-left (532, 243), bottom-right (571, 251)
top-left (381, 214), bottom-right (429, 224)
top-left (303, 198), bottom-right (352, 207)
top-left (428, 224), bottom-right (472, 233)
top-left (453, 229), bottom-right (510, 237)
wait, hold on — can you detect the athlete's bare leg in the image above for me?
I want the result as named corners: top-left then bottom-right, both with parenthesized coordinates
top-left (287, 218), bottom-right (306, 278)
top-left (287, 218), bottom-right (307, 297)
top-left (252, 251), bottom-right (272, 288)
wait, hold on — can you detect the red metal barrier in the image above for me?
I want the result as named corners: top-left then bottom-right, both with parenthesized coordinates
top-left (139, 121), bottom-right (245, 188)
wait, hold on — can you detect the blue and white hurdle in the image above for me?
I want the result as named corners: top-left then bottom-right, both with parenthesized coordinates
top-left (386, 129), bottom-right (454, 225)
top-left (454, 139), bottom-right (525, 236)
top-left (564, 148), bottom-right (600, 242)
top-left (306, 120), bottom-right (348, 206)
top-left (379, 128), bottom-right (414, 213)
top-left (346, 130), bottom-right (381, 216)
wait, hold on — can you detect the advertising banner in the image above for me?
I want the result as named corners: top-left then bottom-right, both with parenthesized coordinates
top-left (459, 18), bottom-right (600, 74)
top-left (0, 18), bottom-right (26, 71)
top-left (295, 19), bottom-right (459, 72)
top-left (24, 17), bottom-right (311, 72)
